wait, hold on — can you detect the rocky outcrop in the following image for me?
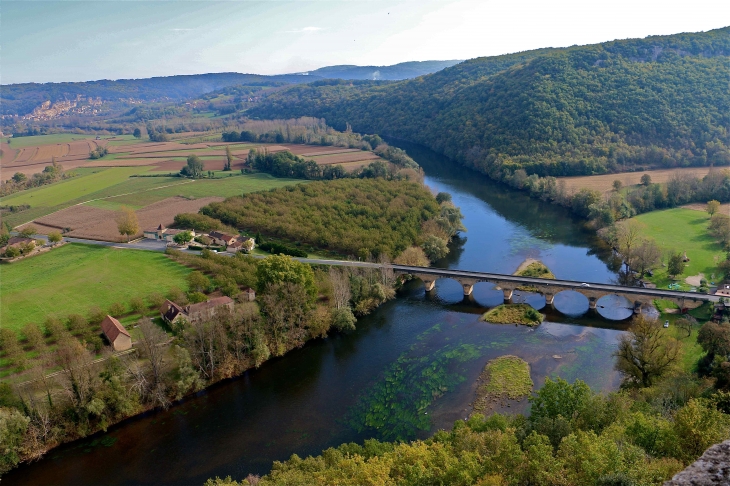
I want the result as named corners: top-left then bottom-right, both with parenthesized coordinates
top-left (664, 440), bottom-right (730, 485)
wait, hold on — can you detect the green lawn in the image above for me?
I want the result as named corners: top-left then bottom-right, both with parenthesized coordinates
top-left (634, 208), bottom-right (725, 290)
top-left (0, 244), bottom-right (190, 332)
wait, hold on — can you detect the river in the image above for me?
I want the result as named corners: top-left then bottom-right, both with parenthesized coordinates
top-left (5, 143), bottom-right (633, 485)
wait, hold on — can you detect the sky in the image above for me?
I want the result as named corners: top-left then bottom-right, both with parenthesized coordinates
top-left (2, 0), bottom-right (728, 85)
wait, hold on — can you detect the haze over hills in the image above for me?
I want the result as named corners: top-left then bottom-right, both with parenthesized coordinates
top-left (249, 27), bottom-right (730, 178)
top-left (0, 60), bottom-right (460, 117)
top-left (299, 60), bottom-right (462, 80)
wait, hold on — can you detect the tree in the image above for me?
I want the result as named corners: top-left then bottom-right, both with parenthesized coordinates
top-left (3, 246), bottom-right (19, 258)
top-left (394, 246), bottom-right (430, 267)
top-left (47, 232), bottom-right (62, 245)
top-left (109, 302), bottom-right (126, 316)
top-left (614, 220), bottom-right (643, 269)
top-left (667, 251), bottom-right (685, 278)
top-left (640, 174), bottom-right (652, 186)
top-left (256, 255), bottom-right (317, 301)
top-left (0, 407), bottom-right (30, 474)
top-left (435, 192), bottom-right (452, 204)
top-left (612, 180), bottom-right (622, 192)
top-left (116, 206), bottom-right (140, 242)
top-left (22, 323), bottom-right (45, 350)
top-left (614, 315), bottom-right (681, 387)
top-left (19, 225), bottom-right (36, 238)
top-left (173, 231), bottom-right (193, 245)
top-left (707, 200), bottom-right (721, 217)
top-left (180, 154), bottom-right (204, 178)
top-left (631, 238), bottom-right (661, 276)
top-left (130, 296), bottom-right (147, 317)
top-left (136, 317), bottom-right (170, 408)
top-left (187, 271), bottom-right (210, 293)
top-left (421, 235), bottom-right (450, 262)
top-left (11, 172), bottom-right (27, 183)
top-left (675, 317), bottom-right (695, 338)
top-left (529, 377), bottom-right (592, 421)
top-left (709, 214), bottom-right (730, 248)
top-left (697, 321), bottom-right (730, 362)
top-left (133, 128), bottom-right (142, 139)
top-left (224, 146), bottom-right (233, 171)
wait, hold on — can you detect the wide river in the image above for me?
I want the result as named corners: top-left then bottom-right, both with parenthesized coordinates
top-left (6, 143), bottom-right (634, 485)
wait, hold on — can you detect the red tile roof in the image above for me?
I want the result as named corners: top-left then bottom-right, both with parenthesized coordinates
top-left (185, 296), bottom-right (234, 315)
top-left (101, 315), bottom-right (130, 343)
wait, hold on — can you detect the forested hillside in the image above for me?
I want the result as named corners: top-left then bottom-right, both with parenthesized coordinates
top-left (304, 60), bottom-right (462, 80)
top-left (249, 27), bottom-right (730, 178)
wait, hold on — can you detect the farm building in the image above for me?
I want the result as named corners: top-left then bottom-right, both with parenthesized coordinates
top-left (161, 299), bottom-right (186, 325)
top-left (226, 236), bottom-right (255, 253)
top-left (241, 287), bottom-right (256, 302)
top-left (186, 296), bottom-right (235, 322)
top-left (161, 296), bottom-right (235, 324)
top-left (715, 282), bottom-right (730, 297)
top-left (101, 315), bottom-right (132, 351)
top-left (209, 231), bottom-right (239, 246)
top-left (143, 224), bottom-right (195, 242)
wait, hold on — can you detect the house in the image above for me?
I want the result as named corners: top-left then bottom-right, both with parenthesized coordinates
top-left (1, 237), bottom-right (36, 256)
top-left (143, 224), bottom-right (166, 240)
top-left (241, 287), bottom-right (256, 302)
top-left (185, 296), bottom-right (235, 322)
top-left (143, 224), bottom-right (195, 242)
top-left (161, 297), bottom-right (235, 324)
top-left (209, 231), bottom-right (239, 246)
top-left (715, 282), bottom-right (730, 297)
top-left (226, 236), bottom-right (255, 253)
top-left (101, 315), bottom-right (132, 351)
top-left (161, 299), bottom-right (186, 325)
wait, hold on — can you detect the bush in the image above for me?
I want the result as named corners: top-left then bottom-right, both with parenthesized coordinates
top-left (258, 241), bottom-right (307, 258)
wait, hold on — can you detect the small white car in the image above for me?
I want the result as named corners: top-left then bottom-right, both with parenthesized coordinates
top-left (580, 283), bottom-right (590, 287)
top-left (664, 320), bottom-right (670, 328)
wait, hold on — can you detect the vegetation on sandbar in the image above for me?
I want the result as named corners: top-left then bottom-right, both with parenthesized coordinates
top-left (515, 260), bottom-right (555, 279)
top-left (481, 304), bottom-right (544, 326)
top-left (472, 355), bottom-right (533, 413)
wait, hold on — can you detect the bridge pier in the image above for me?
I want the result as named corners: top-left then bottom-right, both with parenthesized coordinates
top-left (544, 293), bottom-right (555, 306)
top-left (423, 279), bottom-right (436, 292)
top-left (503, 288), bottom-right (513, 302)
top-left (588, 297), bottom-right (597, 310)
top-left (462, 283), bottom-right (474, 296)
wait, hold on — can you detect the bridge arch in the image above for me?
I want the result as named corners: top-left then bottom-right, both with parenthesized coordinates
top-left (552, 290), bottom-right (590, 317)
top-left (594, 294), bottom-right (635, 320)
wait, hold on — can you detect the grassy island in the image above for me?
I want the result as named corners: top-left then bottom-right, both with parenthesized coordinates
top-left (472, 355), bottom-right (533, 413)
top-left (514, 259), bottom-right (555, 291)
top-left (481, 303), bottom-right (544, 326)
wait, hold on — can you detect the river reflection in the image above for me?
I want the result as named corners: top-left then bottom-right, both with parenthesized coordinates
top-left (5, 144), bottom-right (631, 485)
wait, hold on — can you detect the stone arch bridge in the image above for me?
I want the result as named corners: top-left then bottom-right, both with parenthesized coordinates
top-left (298, 258), bottom-right (718, 314)
top-left (390, 264), bottom-right (715, 313)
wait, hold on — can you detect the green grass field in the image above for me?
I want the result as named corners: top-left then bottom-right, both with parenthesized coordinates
top-left (0, 167), bottom-right (150, 208)
top-left (0, 244), bottom-right (190, 332)
top-left (5, 133), bottom-right (101, 148)
top-left (634, 209), bottom-right (724, 290)
top-left (89, 173), bottom-right (304, 209)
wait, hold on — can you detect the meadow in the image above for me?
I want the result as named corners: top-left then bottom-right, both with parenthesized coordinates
top-left (4, 133), bottom-right (99, 148)
top-left (634, 208), bottom-right (724, 290)
top-left (0, 243), bottom-right (191, 331)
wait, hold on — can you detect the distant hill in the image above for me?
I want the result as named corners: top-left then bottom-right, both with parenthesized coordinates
top-left (248, 27), bottom-right (730, 178)
top-left (0, 61), bottom-right (460, 117)
top-left (299, 60), bottom-right (462, 80)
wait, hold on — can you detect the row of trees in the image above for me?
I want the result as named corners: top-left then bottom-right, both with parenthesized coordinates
top-left (1, 160), bottom-right (68, 198)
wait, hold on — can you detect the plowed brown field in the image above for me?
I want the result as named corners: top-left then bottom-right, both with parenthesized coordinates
top-left (309, 152), bottom-right (380, 165)
top-left (31, 196), bottom-right (224, 242)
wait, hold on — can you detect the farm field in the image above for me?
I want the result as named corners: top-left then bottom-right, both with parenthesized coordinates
top-left (633, 208), bottom-right (724, 290)
top-left (0, 166), bottom-right (148, 208)
top-left (4, 133), bottom-right (381, 177)
top-left (559, 167), bottom-right (716, 195)
top-left (0, 243), bottom-right (191, 331)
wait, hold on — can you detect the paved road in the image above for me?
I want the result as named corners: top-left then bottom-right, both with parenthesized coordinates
top-left (28, 235), bottom-right (717, 303)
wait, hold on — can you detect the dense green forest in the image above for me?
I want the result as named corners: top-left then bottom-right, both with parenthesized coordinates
top-left (249, 27), bottom-right (730, 179)
top-left (197, 179), bottom-right (462, 258)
